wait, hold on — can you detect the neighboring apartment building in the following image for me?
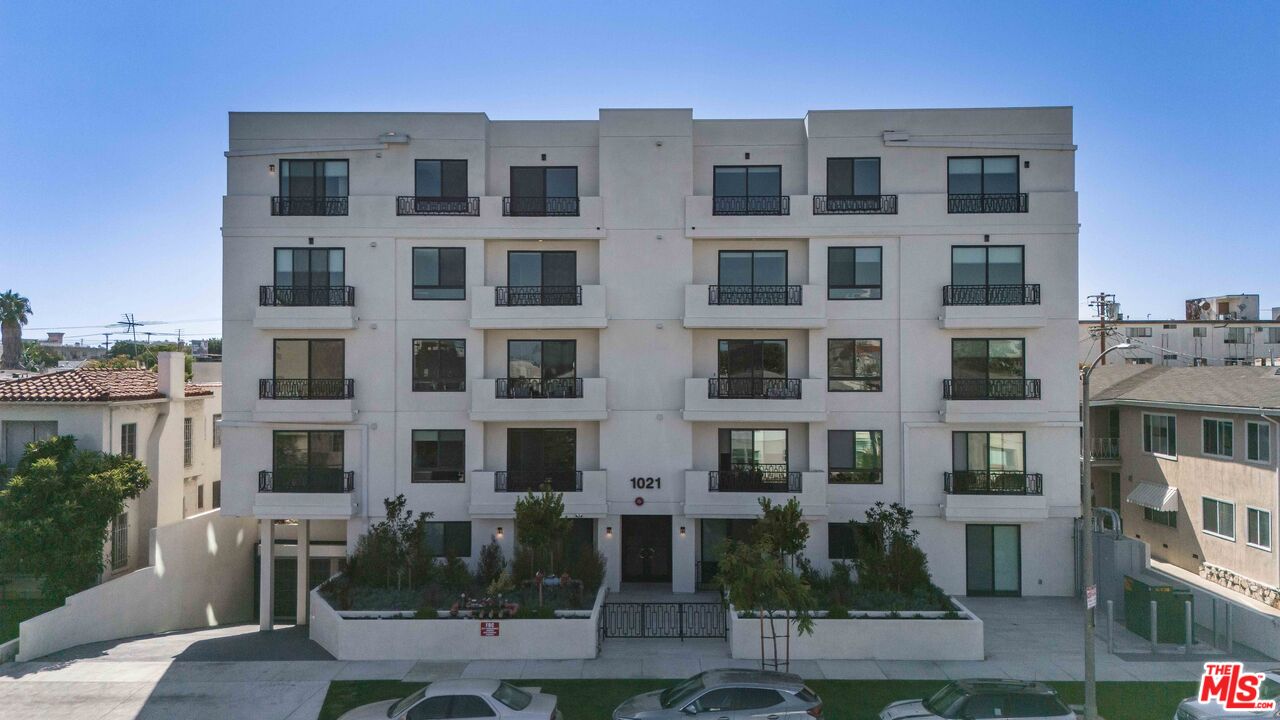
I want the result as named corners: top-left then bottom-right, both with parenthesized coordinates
top-left (1087, 365), bottom-right (1280, 608)
top-left (221, 107), bottom-right (1080, 627)
top-left (0, 353), bottom-right (222, 582)
top-left (1079, 294), bottom-right (1280, 368)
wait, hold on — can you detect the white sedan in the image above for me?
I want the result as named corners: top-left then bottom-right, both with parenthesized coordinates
top-left (337, 679), bottom-right (562, 720)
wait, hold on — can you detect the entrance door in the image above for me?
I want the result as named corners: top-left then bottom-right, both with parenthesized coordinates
top-left (965, 524), bottom-right (1021, 596)
top-left (621, 515), bottom-right (672, 583)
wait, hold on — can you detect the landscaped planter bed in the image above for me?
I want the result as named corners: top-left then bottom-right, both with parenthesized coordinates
top-left (309, 585), bottom-right (606, 660)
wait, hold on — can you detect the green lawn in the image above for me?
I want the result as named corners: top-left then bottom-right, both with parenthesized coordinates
top-left (320, 679), bottom-right (1197, 720)
top-left (0, 598), bottom-right (61, 643)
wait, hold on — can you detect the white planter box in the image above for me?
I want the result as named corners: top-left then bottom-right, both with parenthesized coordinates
top-left (727, 598), bottom-right (983, 661)
top-left (309, 585), bottom-right (606, 660)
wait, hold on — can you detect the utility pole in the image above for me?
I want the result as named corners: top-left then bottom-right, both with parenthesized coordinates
top-left (1087, 292), bottom-right (1116, 365)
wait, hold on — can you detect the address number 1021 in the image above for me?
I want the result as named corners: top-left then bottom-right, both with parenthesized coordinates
top-left (630, 477), bottom-right (661, 489)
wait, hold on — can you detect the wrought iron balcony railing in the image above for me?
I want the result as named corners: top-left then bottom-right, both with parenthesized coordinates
top-left (943, 378), bottom-right (1041, 400)
top-left (1091, 437), bottom-right (1120, 461)
top-left (259, 469), bottom-right (354, 493)
top-left (271, 196), bottom-right (348, 216)
top-left (495, 469), bottom-right (583, 492)
top-left (496, 377), bottom-right (584, 399)
top-left (259, 378), bottom-right (354, 400)
top-left (259, 285), bottom-right (355, 307)
top-left (494, 285), bottom-right (583, 307)
top-left (709, 465), bottom-right (802, 492)
top-left (708, 377), bottom-right (802, 400)
top-left (502, 196), bottom-right (580, 217)
top-left (944, 471), bottom-right (1043, 495)
top-left (812, 195), bottom-right (898, 215)
top-left (942, 284), bottom-right (1041, 306)
top-left (708, 285), bottom-right (802, 306)
top-left (947, 193), bottom-right (1029, 214)
top-left (829, 469), bottom-right (882, 484)
top-left (712, 195), bottom-right (790, 216)
top-left (396, 196), bottom-right (480, 216)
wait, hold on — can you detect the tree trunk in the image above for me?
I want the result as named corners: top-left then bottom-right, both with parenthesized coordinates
top-left (1, 322), bottom-right (21, 369)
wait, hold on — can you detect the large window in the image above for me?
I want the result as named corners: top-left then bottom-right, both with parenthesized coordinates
top-left (412, 339), bottom-right (466, 392)
top-left (412, 430), bottom-right (465, 483)
top-left (425, 522), bottom-right (472, 558)
top-left (717, 339), bottom-right (787, 381)
top-left (828, 339), bottom-right (882, 392)
top-left (412, 247), bottom-right (466, 300)
top-left (827, 247), bottom-right (882, 300)
top-left (827, 157), bottom-right (880, 197)
top-left (183, 418), bottom-right (193, 467)
top-left (951, 431), bottom-right (1027, 493)
top-left (1203, 419), bottom-right (1234, 458)
top-left (947, 156), bottom-right (1018, 195)
top-left (272, 430), bottom-right (345, 492)
top-left (275, 248), bottom-right (344, 290)
top-left (1248, 507), bottom-right (1272, 550)
top-left (280, 159), bottom-right (348, 200)
top-left (1143, 414), bottom-right (1177, 456)
top-left (828, 522), bottom-right (874, 561)
top-left (509, 251), bottom-right (576, 288)
top-left (1226, 327), bottom-right (1251, 344)
top-left (718, 250), bottom-right (786, 288)
top-left (3, 420), bottom-right (57, 468)
top-left (120, 423), bottom-right (137, 458)
top-left (506, 429), bottom-right (576, 492)
top-left (415, 160), bottom-right (468, 198)
top-left (951, 339), bottom-right (1026, 380)
top-left (718, 429), bottom-right (788, 469)
top-left (1248, 421), bottom-right (1271, 463)
top-left (506, 340), bottom-right (577, 397)
top-left (509, 166), bottom-right (578, 215)
top-left (713, 165), bottom-right (781, 198)
top-left (951, 246), bottom-right (1024, 287)
top-left (272, 339), bottom-right (346, 398)
top-left (1203, 497), bottom-right (1236, 540)
top-left (828, 430), bottom-right (882, 484)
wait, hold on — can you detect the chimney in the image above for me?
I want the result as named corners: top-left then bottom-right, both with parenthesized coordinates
top-left (156, 351), bottom-right (184, 397)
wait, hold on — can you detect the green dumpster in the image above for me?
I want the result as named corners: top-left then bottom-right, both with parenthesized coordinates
top-left (1123, 575), bottom-right (1194, 643)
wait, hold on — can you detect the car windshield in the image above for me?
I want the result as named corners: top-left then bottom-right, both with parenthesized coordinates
top-left (1260, 678), bottom-right (1280, 701)
top-left (922, 684), bottom-right (967, 718)
top-left (660, 675), bottom-right (706, 709)
top-left (388, 687), bottom-right (429, 718)
top-left (493, 682), bottom-right (533, 710)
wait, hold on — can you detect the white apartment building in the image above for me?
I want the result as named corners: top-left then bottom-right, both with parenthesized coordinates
top-left (221, 107), bottom-right (1080, 627)
top-left (1079, 316), bottom-right (1280, 368)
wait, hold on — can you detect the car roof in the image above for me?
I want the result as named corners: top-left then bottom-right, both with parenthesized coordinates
top-left (951, 679), bottom-right (1058, 695)
top-left (700, 669), bottom-right (805, 691)
top-left (424, 679), bottom-right (501, 696)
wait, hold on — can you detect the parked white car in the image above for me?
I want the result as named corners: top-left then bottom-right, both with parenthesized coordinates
top-left (1174, 668), bottom-right (1280, 719)
top-left (337, 680), bottom-right (562, 720)
top-left (879, 680), bottom-right (1073, 720)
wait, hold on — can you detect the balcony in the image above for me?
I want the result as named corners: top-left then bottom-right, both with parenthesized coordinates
top-left (942, 472), bottom-right (1048, 522)
top-left (712, 195), bottom-right (789, 216)
top-left (947, 193), bottom-right (1029, 214)
top-left (470, 377), bottom-right (607, 421)
top-left (469, 470), bottom-right (607, 518)
top-left (470, 285), bottom-right (606, 329)
top-left (812, 195), bottom-right (898, 215)
top-left (252, 470), bottom-right (358, 519)
top-left (396, 196), bottom-right (480, 216)
top-left (939, 284), bottom-right (1045, 329)
top-left (943, 378), bottom-right (1041, 400)
top-left (253, 379), bottom-right (355, 423)
top-left (271, 196), bottom-right (348, 216)
top-left (1091, 437), bottom-right (1120, 464)
top-left (941, 379), bottom-right (1047, 424)
top-left (683, 470), bottom-right (827, 518)
top-left (683, 284), bottom-right (825, 329)
top-left (683, 378), bottom-right (826, 422)
top-left (255, 286), bottom-right (357, 330)
top-left (503, 196), bottom-right (580, 217)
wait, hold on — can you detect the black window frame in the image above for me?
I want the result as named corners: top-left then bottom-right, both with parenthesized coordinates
top-left (716, 249), bottom-right (788, 288)
top-left (509, 166), bottom-right (579, 198)
top-left (414, 159), bottom-right (468, 199)
top-left (279, 159), bottom-right (349, 199)
top-left (950, 245), bottom-right (1026, 286)
top-left (120, 422), bottom-right (137, 459)
top-left (507, 427), bottom-right (577, 472)
top-left (272, 339), bottom-right (346, 380)
top-left (826, 157), bottom-right (882, 198)
top-left (827, 338), bottom-right (883, 392)
top-left (412, 339), bottom-right (467, 392)
top-left (506, 339), bottom-right (577, 380)
top-left (425, 521), bottom-right (472, 558)
top-left (827, 246), bottom-right (883, 300)
top-left (828, 429), bottom-right (883, 484)
top-left (950, 338), bottom-right (1027, 380)
top-left (411, 429), bottom-right (466, 483)
top-left (717, 339), bottom-right (788, 379)
top-left (829, 521), bottom-right (875, 561)
top-left (713, 165), bottom-right (783, 198)
top-left (271, 429), bottom-right (345, 488)
top-left (946, 155), bottom-right (1020, 196)
top-left (411, 247), bottom-right (466, 301)
top-left (951, 431), bottom-right (1027, 473)
top-left (506, 250), bottom-right (578, 288)
top-left (273, 247), bottom-right (346, 290)
top-left (717, 428), bottom-right (789, 470)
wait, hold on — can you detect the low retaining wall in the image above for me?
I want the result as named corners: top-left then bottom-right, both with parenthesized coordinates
top-left (310, 585), bottom-right (606, 660)
top-left (16, 512), bottom-right (257, 661)
top-left (728, 598), bottom-right (984, 661)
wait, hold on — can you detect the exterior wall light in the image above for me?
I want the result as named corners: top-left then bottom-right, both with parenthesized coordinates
top-left (268, 163), bottom-right (276, 176)
top-left (679, 526), bottom-right (686, 538)
top-left (605, 526), bottom-right (613, 539)
top-left (495, 526), bottom-right (504, 539)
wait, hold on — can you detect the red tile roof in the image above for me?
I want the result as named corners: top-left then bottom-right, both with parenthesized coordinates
top-left (0, 369), bottom-right (214, 403)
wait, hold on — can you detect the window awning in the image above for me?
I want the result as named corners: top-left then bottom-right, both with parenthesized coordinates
top-left (1126, 482), bottom-right (1179, 512)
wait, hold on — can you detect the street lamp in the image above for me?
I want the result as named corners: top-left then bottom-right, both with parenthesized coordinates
top-left (1080, 342), bottom-right (1131, 720)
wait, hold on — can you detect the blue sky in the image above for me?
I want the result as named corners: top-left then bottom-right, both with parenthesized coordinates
top-left (1, 1), bottom-right (1276, 342)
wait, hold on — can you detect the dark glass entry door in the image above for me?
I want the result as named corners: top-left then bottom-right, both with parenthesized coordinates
top-left (621, 515), bottom-right (672, 583)
top-left (965, 524), bottom-right (1021, 596)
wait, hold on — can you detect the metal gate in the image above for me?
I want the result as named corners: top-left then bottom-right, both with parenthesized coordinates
top-left (602, 602), bottom-right (726, 639)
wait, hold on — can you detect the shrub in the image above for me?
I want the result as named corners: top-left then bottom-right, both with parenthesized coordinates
top-left (487, 569), bottom-right (516, 597)
top-left (437, 554), bottom-right (472, 595)
top-left (564, 545), bottom-right (606, 594)
top-left (513, 603), bottom-right (555, 619)
top-left (826, 604), bottom-right (850, 619)
top-left (853, 502), bottom-right (934, 597)
top-left (475, 541), bottom-right (506, 588)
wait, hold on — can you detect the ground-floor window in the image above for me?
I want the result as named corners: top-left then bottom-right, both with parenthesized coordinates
top-left (425, 521), bottom-right (472, 558)
top-left (1143, 506), bottom-right (1177, 528)
top-left (698, 518), bottom-right (755, 587)
top-left (965, 524), bottom-right (1020, 596)
top-left (828, 521), bottom-right (874, 562)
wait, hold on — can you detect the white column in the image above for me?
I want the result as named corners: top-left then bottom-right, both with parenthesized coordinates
top-left (296, 520), bottom-right (310, 626)
top-left (672, 515), bottom-right (696, 593)
top-left (601, 516), bottom-right (621, 592)
top-left (259, 519), bottom-right (274, 632)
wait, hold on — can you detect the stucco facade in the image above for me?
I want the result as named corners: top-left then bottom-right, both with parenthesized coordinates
top-left (221, 107), bottom-right (1080, 625)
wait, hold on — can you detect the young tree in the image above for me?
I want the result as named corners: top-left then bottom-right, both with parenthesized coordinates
top-left (513, 490), bottom-right (571, 579)
top-left (751, 497), bottom-right (809, 568)
top-left (853, 501), bottom-right (933, 596)
top-left (365, 494), bottom-right (432, 590)
top-left (0, 435), bottom-right (150, 598)
top-left (716, 536), bottom-right (815, 672)
top-left (0, 290), bottom-right (33, 370)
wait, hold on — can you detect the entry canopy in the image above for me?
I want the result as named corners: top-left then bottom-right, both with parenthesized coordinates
top-left (1126, 482), bottom-right (1179, 512)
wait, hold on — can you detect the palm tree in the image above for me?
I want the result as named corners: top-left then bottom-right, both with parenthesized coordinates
top-left (0, 290), bottom-right (33, 370)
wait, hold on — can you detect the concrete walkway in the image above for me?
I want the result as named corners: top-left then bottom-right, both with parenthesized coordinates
top-left (0, 597), bottom-right (1266, 719)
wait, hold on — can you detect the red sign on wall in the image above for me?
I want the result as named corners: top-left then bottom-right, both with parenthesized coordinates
top-left (480, 621), bottom-right (500, 637)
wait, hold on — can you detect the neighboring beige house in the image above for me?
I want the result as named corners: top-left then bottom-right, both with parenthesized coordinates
top-left (1087, 365), bottom-right (1280, 607)
top-left (0, 352), bottom-right (222, 585)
